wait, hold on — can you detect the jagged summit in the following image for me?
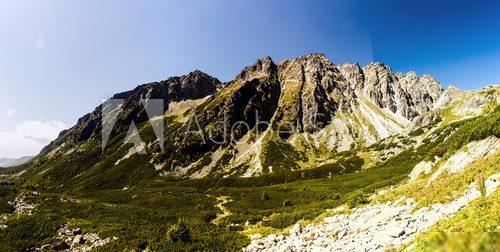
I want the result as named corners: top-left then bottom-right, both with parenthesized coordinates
top-left (235, 56), bottom-right (277, 81)
top-left (292, 52), bottom-right (332, 64)
top-left (167, 70), bottom-right (221, 102)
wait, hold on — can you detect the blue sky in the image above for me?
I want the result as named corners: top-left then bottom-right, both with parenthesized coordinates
top-left (0, 0), bottom-right (499, 157)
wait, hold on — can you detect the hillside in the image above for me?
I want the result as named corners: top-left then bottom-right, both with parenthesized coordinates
top-left (0, 53), bottom-right (499, 251)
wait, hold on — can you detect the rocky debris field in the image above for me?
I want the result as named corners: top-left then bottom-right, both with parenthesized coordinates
top-left (9, 191), bottom-right (38, 215)
top-left (3, 190), bottom-right (117, 251)
top-left (37, 223), bottom-right (117, 252)
top-left (60, 197), bottom-right (82, 203)
top-left (0, 191), bottom-right (38, 230)
top-left (245, 173), bottom-right (499, 252)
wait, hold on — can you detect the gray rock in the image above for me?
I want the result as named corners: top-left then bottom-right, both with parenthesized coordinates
top-left (53, 241), bottom-right (69, 250)
top-left (384, 223), bottom-right (405, 238)
top-left (72, 234), bottom-right (84, 245)
top-left (338, 229), bottom-right (347, 239)
top-left (39, 244), bottom-right (52, 250)
top-left (74, 227), bottom-right (82, 235)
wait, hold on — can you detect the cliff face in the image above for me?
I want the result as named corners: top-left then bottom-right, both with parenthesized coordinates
top-left (339, 62), bottom-right (443, 119)
top-left (200, 53), bottom-right (443, 137)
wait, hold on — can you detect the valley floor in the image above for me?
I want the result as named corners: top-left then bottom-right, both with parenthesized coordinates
top-left (0, 143), bottom-right (423, 251)
top-left (0, 127), bottom-right (499, 251)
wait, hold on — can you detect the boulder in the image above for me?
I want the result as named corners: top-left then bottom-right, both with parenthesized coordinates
top-left (72, 234), bottom-right (85, 245)
top-left (53, 241), bottom-right (69, 250)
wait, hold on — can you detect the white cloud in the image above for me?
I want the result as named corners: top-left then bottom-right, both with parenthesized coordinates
top-left (35, 34), bottom-right (46, 51)
top-left (6, 109), bottom-right (16, 116)
top-left (0, 120), bottom-right (66, 158)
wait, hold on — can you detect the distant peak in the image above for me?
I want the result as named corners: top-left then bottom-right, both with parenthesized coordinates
top-left (338, 62), bottom-right (362, 70)
top-left (446, 84), bottom-right (461, 91)
top-left (302, 52), bottom-right (327, 59)
top-left (365, 62), bottom-right (388, 68)
top-left (189, 69), bottom-right (205, 75)
top-left (406, 71), bottom-right (418, 77)
top-left (184, 69), bottom-right (214, 78)
top-left (236, 56), bottom-right (277, 81)
top-left (180, 70), bottom-right (221, 86)
top-left (296, 53), bottom-right (331, 63)
top-left (420, 73), bottom-right (438, 81)
top-left (346, 62), bottom-right (361, 67)
top-left (363, 62), bottom-right (394, 76)
top-left (260, 55), bottom-right (273, 63)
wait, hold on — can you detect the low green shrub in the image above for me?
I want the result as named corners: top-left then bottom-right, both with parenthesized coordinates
top-left (200, 211), bottom-right (217, 223)
top-left (0, 200), bottom-right (14, 214)
top-left (429, 146), bottom-right (447, 158)
top-left (478, 174), bottom-right (487, 197)
top-left (432, 107), bottom-right (500, 159)
top-left (166, 219), bottom-right (191, 243)
top-left (409, 128), bottom-right (425, 137)
top-left (282, 199), bottom-right (292, 207)
top-left (261, 192), bottom-right (270, 200)
top-left (346, 191), bottom-right (369, 208)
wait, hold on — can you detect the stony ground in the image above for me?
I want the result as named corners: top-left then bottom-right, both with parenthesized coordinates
top-left (10, 191), bottom-right (38, 215)
top-left (245, 173), bottom-right (499, 252)
top-left (4, 190), bottom-right (117, 252)
top-left (36, 223), bottom-right (117, 252)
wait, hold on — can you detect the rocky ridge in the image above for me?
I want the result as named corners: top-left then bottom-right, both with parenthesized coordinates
top-left (28, 54), bottom-right (499, 180)
top-left (156, 54), bottom-right (449, 177)
top-left (40, 70), bottom-right (222, 156)
top-left (427, 136), bottom-right (500, 184)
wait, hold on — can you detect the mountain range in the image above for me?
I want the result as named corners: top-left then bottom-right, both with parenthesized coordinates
top-left (27, 53), bottom-right (498, 183)
top-left (1, 53), bottom-right (499, 251)
top-left (0, 156), bottom-right (33, 168)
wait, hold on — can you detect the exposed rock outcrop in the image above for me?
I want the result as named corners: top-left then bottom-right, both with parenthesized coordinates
top-left (427, 136), bottom-right (500, 185)
top-left (434, 85), bottom-right (462, 109)
top-left (39, 223), bottom-right (117, 252)
top-left (408, 159), bottom-right (437, 182)
top-left (9, 191), bottom-right (38, 215)
top-left (276, 53), bottom-right (351, 132)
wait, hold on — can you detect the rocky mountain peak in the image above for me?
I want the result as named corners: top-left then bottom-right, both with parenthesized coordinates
top-left (434, 85), bottom-right (462, 109)
top-left (295, 53), bottom-right (332, 64)
top-left (235, 56), bottom-right (277, 81)
top-left (338, 63), bottom-right (364, 90)
top-left (278, 53), bottom-right (345, 84)
top-left (168, 70), bottom-right (221, 102)
top-left (407, 71), bottom-right (418, 77)
top-left (362, 62), bottom-right (395, 81)
top-left (446, 84), bottom-right (461, 92)
top-left (273, 54), bottom-right (353, 133)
